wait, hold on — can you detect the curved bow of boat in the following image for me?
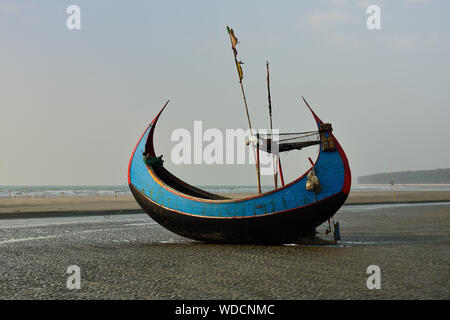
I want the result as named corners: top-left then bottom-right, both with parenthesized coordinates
top-left (127, 100), bottom-right (169, 186)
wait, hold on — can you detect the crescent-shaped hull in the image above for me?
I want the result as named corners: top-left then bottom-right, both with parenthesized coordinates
top-left (128, 101), bottom-right (351, 244)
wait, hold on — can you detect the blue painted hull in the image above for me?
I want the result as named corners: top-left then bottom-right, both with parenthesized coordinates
top-left (128, 102), bottom-right (351, 243)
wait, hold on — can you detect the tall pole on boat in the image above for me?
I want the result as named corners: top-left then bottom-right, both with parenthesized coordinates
top-left (226, 26), bottom-right (261, 194)
top-left (266, 61), bottom-right (278, 189)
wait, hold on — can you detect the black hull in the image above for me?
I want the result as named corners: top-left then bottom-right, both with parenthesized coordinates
top-left (130, 184), bottom-right (348, 244)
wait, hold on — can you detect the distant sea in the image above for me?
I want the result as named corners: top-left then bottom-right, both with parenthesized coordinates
top-left (0, 185), bottom-right (273, 198)
top-left (1, 184), bottom-right (450, 198)
top-left (0, 185), bottom-right (131, 198)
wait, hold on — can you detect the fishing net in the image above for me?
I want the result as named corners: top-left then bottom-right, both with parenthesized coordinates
top-left (257, 130), bottom-right (321, 154)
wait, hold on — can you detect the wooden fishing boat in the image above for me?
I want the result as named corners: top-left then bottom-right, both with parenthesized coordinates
top-left (128, 100), bottom-right (351, 244)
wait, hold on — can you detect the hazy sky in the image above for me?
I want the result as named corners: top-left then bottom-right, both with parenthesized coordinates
top-left (1, 0), bottom-right (449, 186)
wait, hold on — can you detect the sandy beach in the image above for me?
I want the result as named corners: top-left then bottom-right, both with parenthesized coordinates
top-left (0, 195), bottom-right (138, 216)
top-left (1, 190), bottom-right (450, 216)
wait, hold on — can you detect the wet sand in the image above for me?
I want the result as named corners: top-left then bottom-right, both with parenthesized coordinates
top-left (1, 190), bottom-right (450, 216)
top-left (0, 202), bottom-right (448, 299)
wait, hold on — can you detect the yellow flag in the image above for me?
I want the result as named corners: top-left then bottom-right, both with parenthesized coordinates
top-left (227, 26), bottom-right (243, 81)
top-left (236, 61), bottom-right (243, 80)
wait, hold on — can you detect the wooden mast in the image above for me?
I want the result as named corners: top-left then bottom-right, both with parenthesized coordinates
top-left (227, 26), bottom-right (261, 194)
top-left (266, 61), bottom-right (285, 188)
top-left (266, 61), bottom-right (278, 189)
